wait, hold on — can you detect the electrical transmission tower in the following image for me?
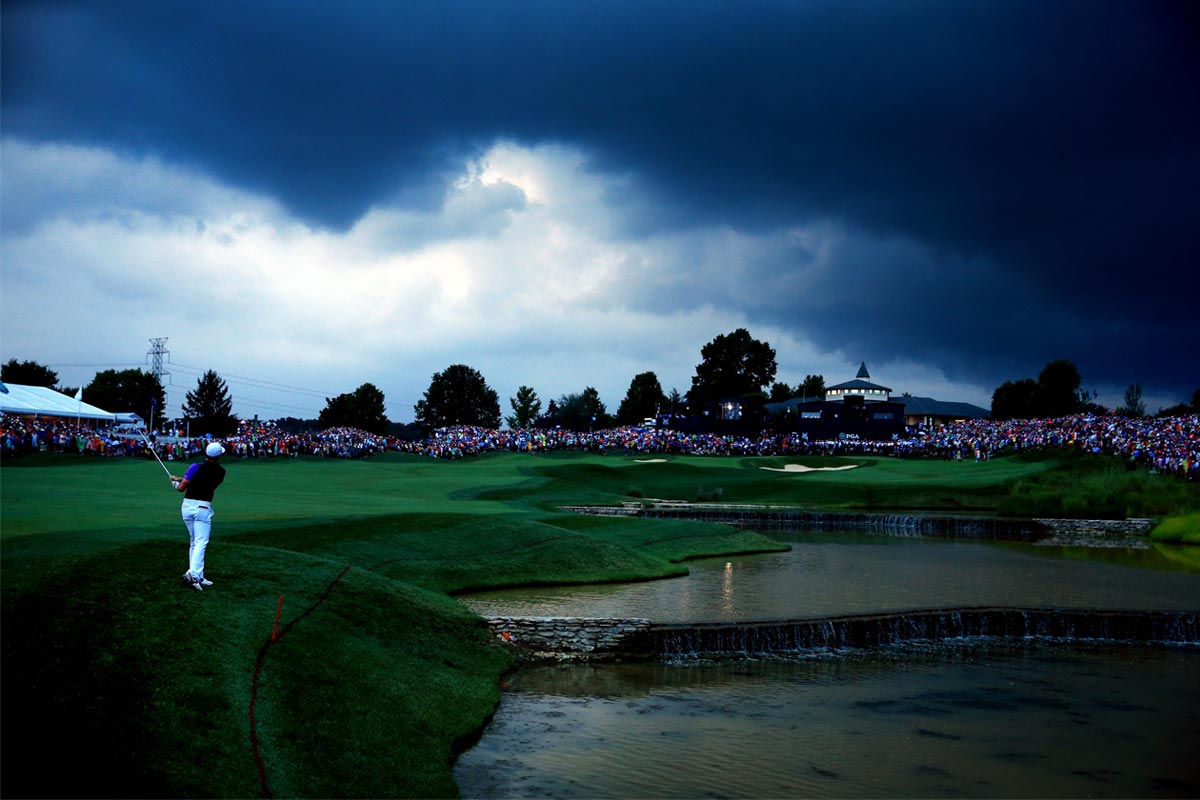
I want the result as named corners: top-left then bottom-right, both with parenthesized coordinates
top-left (146, 337), bottom-right (171, 432)
top-left (147, 337), bottom-right (171, 385)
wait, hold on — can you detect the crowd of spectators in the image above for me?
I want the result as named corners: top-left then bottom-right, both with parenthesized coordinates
top-left (401, 413), bottom-right (1198, 479)
top-left (3, 411), bottom-right (1196, 480)
top-left (0, 416), bottom-right (398, 462)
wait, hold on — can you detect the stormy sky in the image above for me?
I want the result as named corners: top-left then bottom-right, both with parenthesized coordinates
top-left (2, 0), bottom-right (1197, 422)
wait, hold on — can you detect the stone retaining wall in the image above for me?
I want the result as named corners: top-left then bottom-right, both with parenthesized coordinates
top-left (564, 505), bottom-right (1157, 545)
top-left (486, 609), bottom-right (1197, 662)
top-left (1035, 518), bottom-right (1153, 535)
top-left (484, 616), bottom-right (653, 661)
top-left (1034, 518), bottom-right (1154, 547)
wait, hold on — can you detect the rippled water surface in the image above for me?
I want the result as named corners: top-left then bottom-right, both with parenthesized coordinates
top-left (456, 533), bottom-right (1200, 798)
top-left (460, 533), bottom-right (1200, 621)
top-left (455, 644), bottom-right (1200, 798)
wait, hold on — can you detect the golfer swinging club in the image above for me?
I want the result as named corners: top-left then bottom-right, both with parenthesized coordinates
top-left (169, 442), bottom-right (227, 592)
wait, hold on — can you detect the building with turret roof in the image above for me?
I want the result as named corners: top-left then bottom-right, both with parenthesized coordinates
top-left (824, 362), bottom-right (893, 403)
top-left (764, 361), bottom-right (989, 438)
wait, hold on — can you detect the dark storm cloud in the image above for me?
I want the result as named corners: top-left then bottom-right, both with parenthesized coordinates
top-left (3, 0), bottom-right (1197, 400)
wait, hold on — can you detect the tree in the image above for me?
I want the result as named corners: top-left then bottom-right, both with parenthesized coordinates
top-left (2, 358), bottom-right (58, 387)
top-left (991, 359), bottom-right (1085, 420)
top-left (182, 370), bottom-right (240, 436)
top-left (617, 371), bottom-right (667, 424)
top-left (85, 369), bottom-right (166, 424)
top-left (1036, 359), bottom-right (1083, 417)
top-left (769, 382), bottom-right (792, 402)
top-left (1117, 383), bottom-right (1146, 418)
top-left (556, 387), bottom-right (611, 431)
top-left (505, 386), bottom-right (542, 429)
top-left (667, 388), bottom-right (683, 417)
top-left (319, 383), bottom-right (390, 434)
top-left (797, 374), bottom-right (825, 401)
top-left (1156, 388), bottom-right (1200, 418)
top-left (272, 417), bottom-right (319, 434)
top-left (689, 328), bottom-right (777, 408)
top-left (414, 365), bottom-right (500, 431)
top-left (991, 378), bottom-right (1039, 420)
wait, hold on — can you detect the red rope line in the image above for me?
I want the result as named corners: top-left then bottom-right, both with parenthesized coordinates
top-left (249, 565), bottom-right (352, 799)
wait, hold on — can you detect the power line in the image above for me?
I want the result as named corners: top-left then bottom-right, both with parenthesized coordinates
top-left (171, 362), bottom-right (334, 397)
top-left (45, 362), bottom-right (142, 368)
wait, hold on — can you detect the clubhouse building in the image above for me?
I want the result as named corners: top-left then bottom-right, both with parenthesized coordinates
top-left (765, 362), bottom-right (989, 438)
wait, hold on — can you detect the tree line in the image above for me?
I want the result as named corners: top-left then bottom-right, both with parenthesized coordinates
top-left (989, 359), bottom-right (1198, 421)
top-left (5, 332), bottom-right (1198, 438)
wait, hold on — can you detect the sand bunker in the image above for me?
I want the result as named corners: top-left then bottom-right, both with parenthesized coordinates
top-left (760, 463), bottom-right (859, 473)
top-left (634, 458), bottom-right (669, 463)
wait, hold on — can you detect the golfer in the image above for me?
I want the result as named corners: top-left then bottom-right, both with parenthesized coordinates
top-left (170, 442), bottom-right (227, 591)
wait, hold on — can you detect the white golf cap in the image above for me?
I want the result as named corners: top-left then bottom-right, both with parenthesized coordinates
top-left (206, 442), bottom-right (225, 458)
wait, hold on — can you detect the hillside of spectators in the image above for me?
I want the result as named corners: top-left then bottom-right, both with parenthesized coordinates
top-left (3, 412), bottom-right (1195, 481)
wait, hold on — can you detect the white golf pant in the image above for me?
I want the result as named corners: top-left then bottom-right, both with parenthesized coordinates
top-left (181, 498), bottom-right (214, 580)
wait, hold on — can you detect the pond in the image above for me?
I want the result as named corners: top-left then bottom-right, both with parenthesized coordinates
top-left (460, 533), bottom-right (1200, 622)
top-left (454, 532), bottom-right (1200, 798)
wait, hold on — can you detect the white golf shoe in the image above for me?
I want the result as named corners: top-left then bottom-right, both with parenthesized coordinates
top-left (182, 571), bottom-right (204, 592)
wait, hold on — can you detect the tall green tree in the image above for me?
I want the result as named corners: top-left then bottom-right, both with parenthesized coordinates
top-left (689, 328), bottom-right (777, 408)
top-left (556, 387), bottom-right (611, 431)
top-left (505, 386), bottom-right (542, 429)
top-left (667, 388), bottom-right (683, 416)
top-left (319, 383), bottom-right (390, 434)
top-left (1, 358), bottom-right (59, 387)
top-left (617, 371), bottom-right (667, 424)
top-left (1036, 358), bottom-right (1083, 417)
top-left (991, 378), bottom-right (1039, 420)
top-left (1036, 357), bottom-right (1084, 417)
top-left (797, 374), bottom-right (825, 401)
top-left (85, 369), bottom-right (166, 424)
top-left (182, 370), bottom-right (240, 436)
top-left (1117, 383), bottom-right (1146, 418)
top-left (769, 382), bottom-right (792, 402)
top-left (991, 359), bottom-right (1085, 420)
top-left (414, 365), bottom-right (500, 431)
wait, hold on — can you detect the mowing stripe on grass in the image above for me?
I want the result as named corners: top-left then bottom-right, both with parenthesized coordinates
top-left (250, 564), bottom-right (352, 799)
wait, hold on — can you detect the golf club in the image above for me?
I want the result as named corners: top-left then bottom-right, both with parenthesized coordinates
top-left (138, 429), bottom-right (174, 480)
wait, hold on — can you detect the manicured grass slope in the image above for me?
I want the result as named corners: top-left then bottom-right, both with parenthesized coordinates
top-left (3, 449), bottom-right (1195, 798)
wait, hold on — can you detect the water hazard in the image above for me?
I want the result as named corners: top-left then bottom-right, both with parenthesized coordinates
top-left (455, 644), bottom-right (1200, 798)
top-left (460, 533), bottom-right (1200, 622)
top-left (455, 532), bottom-right (1200, 798)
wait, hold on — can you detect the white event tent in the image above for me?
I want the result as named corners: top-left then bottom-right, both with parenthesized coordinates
top-left (0, 381), bottom-right (117, 422)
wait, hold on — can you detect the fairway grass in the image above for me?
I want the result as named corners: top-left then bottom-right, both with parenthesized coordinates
top-left (3, 449), bottom-right (1196, 797)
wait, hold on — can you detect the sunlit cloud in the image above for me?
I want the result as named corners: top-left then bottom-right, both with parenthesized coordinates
top-left (2, 136), bottom-right (997, 421)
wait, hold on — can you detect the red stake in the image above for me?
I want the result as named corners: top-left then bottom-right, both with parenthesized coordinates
top-left (272, 595), bottom-right (283, 641)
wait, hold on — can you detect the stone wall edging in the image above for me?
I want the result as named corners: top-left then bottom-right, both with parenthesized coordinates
top-left (485, 609), bottom-right (1198, 663)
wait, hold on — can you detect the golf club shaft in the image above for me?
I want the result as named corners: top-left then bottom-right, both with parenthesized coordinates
top-left (139, 430), bottom-right (174, 479)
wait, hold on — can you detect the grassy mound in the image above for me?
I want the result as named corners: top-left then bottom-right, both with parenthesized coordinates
top-left (1, 537), bottom-right (509, 798)
top-left (998, 454), bottom-right (1198, 519)
top-left (1151, 512), bottom-right (1200, 544)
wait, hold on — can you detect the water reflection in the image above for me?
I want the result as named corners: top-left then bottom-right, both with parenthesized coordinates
top-left (456, 644), bottom-right (1200, 799)
top-left (456, 532), bottom-right (1200, 798)
top-left (460, 532), bottom-right (1200, 623)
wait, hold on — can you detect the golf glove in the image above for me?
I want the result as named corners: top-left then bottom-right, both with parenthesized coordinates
top-left (171, 480), bottom-right (181, 490)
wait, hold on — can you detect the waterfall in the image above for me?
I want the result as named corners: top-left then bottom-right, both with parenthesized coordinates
top-left (630, 508), bottom-right (1049, 540)
top-left (648, 608), bottom-right (1199, 658)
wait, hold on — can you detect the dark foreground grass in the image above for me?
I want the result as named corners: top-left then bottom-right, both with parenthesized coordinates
top-left (2, 449), bottom-right (1195, 798)
top-left (2, 534), bottom-right (514, 798)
